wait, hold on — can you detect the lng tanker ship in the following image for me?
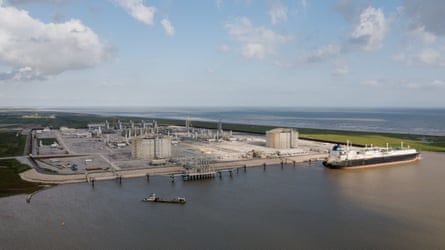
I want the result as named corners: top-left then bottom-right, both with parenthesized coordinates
top-left (323, 141), bottom-right (420, 169)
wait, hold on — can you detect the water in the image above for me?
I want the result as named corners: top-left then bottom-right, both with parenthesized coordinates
top-left (52, 107), bottom-right (445, 136)
top-left (1, 152), bottom-right (445, 249)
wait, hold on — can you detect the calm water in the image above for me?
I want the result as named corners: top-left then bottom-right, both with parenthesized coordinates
top-left (1, 152), bottom-right (445, 249)
top-left (54, 107), bottom-right (445, 136)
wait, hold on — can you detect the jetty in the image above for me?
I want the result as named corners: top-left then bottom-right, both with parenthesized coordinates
top-left (181, 166), bottom-right (216, 181)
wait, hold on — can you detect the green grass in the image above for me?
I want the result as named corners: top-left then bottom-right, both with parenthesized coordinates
top-left (299, 128), bottom-right (445, 152)
top-left (39, 138), bottom-right (58, 146)
top-left (0, 159), bottom-right (41, 198)
top-left (0, 132), bottom-right (26, 157)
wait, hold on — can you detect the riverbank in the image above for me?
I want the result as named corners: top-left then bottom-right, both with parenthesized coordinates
top-left (20, 153), bottom-right (327, 184)
top-left (0, 159), bottom-right (41, 197)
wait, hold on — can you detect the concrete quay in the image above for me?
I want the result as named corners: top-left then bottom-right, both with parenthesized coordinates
top-left (20, 152), bottom-right (327, 185)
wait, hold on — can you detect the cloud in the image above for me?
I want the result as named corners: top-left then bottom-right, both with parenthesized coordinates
top-left (429, 80), bottom-right (445, 88)
top-left (301, 0), bottom-right (307, 10)
top-left (392, 47), bottom-right (445, 67)
top-left (115, 0), bottom-right (156, 27)
top-left (349, 7), bottom-right (388, 51)
top-left (241, 43), bottom-right (266, 59)
top-left (0, 3), bottom-right (110, 81)
top-left (415, 48), bottom-right (445, 67)
top-left (217, 44), bottom-right (231, 53)
top-left (0, 66), bottom-right (45, 81)
top-left (216, 0), bottom-right (223, 9)
top-left (332, 61), bottom-right (349, 76)
top-left (403, 80), bottom-right (445, 89)
top-left (305, 44), bottom-right (340, 63)
top-left (273, 60), bottom-right (292, 69)
top-left (403, 0), bottom-right (445, 37)
top-left (335, 0), bottom-right (364, 22)
top-left (361, 79), bottom-right (384, 87)
top-left (224, 17), bottom-right (292, 59)
top-left (268, 1), bottom-right (288, 24)
top-left (3, 0), bottom-right (67, 5)
top-left (161, 18), bottom-right (175, 36)
top-left (361, 79), bottom-right (445, 89)
top-left (407, 26), bottom-right (436, 44)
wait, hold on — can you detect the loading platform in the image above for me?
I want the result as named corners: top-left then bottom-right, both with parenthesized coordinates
top-left (182, 171), bottom-right (216, 181)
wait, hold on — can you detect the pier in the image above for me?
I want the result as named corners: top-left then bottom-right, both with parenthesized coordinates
top-left (182, 171), bottom-right (216, 181)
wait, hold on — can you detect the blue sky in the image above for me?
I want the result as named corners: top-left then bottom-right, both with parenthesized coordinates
top-left (0, 0), bottom-right (444, 108)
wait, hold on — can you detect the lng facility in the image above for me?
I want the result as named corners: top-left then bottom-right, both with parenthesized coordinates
top-left (20, 119), bottom-right (334, 184)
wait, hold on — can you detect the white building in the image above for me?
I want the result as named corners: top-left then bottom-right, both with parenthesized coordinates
top-left (132, 136), bottom-right (172, 160)
top-left (266, 128), bottom-right (298, 149)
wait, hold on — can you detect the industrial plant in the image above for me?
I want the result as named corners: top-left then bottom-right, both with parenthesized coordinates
top-left (27, 118), bottom-right (330, 176)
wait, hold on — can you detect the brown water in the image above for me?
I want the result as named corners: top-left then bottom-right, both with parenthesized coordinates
top-left (1, 152), bottom-right (444, 249)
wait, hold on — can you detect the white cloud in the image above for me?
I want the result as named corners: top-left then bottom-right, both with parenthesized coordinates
top-left (361, 79), bottom-right (445, 89)
top-left (268, 1), bottom-right (288, 25)
top-left (391, 53), bottom-right (406, 62)
top-left (361, 79), bottom-right (384, 87)
top-left (3, 0), bottom-right (67, 5)
top-left (216, 0), bottom-right (223, 9)
top-left (241, 43), bottom-right (266, 59)
top-left (408, 26), bottom-right (436, 44)
top-left (305, 44), bottom-right (340, 63)
top-left (301, 0), bottom-right (307, 10)
top-left (99, 80), bottom-right (125, 87)
top-left (161, 18), bottom-right (175, 36)
top-left (403, 80), bottom-right (445, 89)
top-left (429, 80), bottom-right (445, 88)
top-left (273, 60), bottom-right (292, 69)
top-left (217, 44), bottom-right (231, 53)
top-left (0, 3), bottom-right (110, 81)
top-left (332, 62), bottom-right (349, 76)
top-left (349, 7), bottom-right (388, 51)
top-left (416, 48), bottom-right (445, 66)
top-left (224, 17), bottom-right (291, 59)
top-left (115, 0), bottom-right (156, 27)
top-left (392, 47), bottom-right (445, 67)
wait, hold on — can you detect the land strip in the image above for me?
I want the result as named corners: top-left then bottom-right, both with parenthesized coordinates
top-left (19, 153), bottom-right (326, 184)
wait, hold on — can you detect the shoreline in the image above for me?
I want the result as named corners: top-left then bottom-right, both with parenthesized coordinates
top-left (19, 153), bottom-right (327, 184)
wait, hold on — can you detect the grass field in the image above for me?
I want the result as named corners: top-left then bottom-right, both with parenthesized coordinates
top-left (299, 128), bottom-right (445, 152)
top-left (0, 159), bottom-right (41, 198)
top-left (0, 132), bottom-right (26, 157)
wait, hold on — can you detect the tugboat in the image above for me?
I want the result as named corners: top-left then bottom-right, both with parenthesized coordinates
top-left (142, 193), bottom-right (186, 204)
top-left (323, 141), bottom-right (420, 169)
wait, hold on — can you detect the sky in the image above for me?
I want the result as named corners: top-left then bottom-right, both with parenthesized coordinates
top-left (0, 0), bottom-right (444, 108)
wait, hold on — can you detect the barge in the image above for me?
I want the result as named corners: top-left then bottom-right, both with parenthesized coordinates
top-left (142, 193), bottom-right (186, 204)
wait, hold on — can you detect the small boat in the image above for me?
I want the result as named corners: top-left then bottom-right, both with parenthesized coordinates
top-left (142, 193), bottom-right (186, 204)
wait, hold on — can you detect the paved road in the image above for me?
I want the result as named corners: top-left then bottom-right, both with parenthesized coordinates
top-left (0, 156), bottom-right (19, 160)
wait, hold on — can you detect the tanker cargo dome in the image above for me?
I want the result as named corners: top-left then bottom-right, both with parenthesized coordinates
top-left (132, 136), bottom-right (172, 160)
top-left (265, 128), bottom-right (298, 149)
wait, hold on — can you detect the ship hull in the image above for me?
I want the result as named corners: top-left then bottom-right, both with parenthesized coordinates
top-left (323, 152), bottom-right (420, 170)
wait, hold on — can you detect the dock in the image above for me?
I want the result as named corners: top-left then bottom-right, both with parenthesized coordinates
top-left (182, 171), bottom-right (216, 181)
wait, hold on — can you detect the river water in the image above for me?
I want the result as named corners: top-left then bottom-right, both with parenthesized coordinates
top-left (1, 152), bottom-right (444, 249)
